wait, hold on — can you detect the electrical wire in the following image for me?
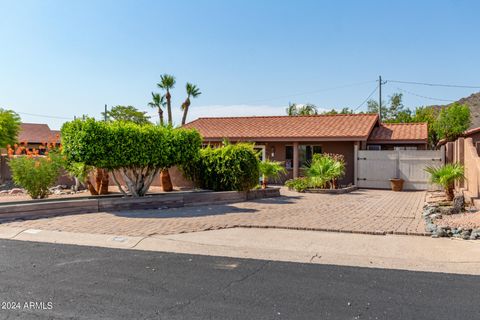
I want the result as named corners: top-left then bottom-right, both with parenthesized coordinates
top-left (396, 87), bottom-right (455, 102)
top-left (354, 86), bottom-right (378, 111)
top-left (387, 80), bottom-right (480, 89)
top-left (16, 111), bottom-right (72, 120)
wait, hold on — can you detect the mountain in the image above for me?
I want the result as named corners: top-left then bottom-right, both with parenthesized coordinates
top-left (431, 92), bottom-right (480, 130)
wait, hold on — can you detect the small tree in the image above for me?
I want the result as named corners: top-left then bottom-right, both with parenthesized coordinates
top-left (259, 159), bottom-right (287, 189)
top-left (102, 105), bottom-right (151, 125)
top-left (425, 164), bottom-right (465, 201)
top-left (0, 109), bottom-right (21, 148)
top-left (433, 103), bottom-right (471, 142)
top-left (61, 119), bottom-right (201, 197)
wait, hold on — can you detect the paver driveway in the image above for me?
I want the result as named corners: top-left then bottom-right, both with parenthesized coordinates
top-left (2, 189), bottom-right (427, 237)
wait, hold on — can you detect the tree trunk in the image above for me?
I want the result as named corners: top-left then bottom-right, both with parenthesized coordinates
top-left (161, 169), bottom-right (173, 192)
top-left (181, 100), bottom-right (190, 125)
top-left (158, 108), bottom-right (164, 126)
top-left (87, 180), bottom-right (98, 195)
top-left (445, 186), bottom-right (455, 201)
top-left (261, 175), bottom-right (267, 189)
top-left (95, 168), bottom-right (103, 193)
top-left (100, 170), bottom-right (109, 195)
top-left (166, 90), bottom-right (172, 125)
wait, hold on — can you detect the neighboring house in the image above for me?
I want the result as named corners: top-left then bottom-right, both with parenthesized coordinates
top-left (17, 123), bottom-right (61, 152)
top-left (183, 114), bottom-right (428, 186)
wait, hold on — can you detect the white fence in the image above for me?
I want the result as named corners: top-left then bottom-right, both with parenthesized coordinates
top-left (355, 147), bottom-right (445, 190)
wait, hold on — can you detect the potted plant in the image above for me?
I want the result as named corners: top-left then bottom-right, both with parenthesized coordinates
top-left (425, 163), bottom-right (465, 201)
top-left (258, 159), bottom-right (287, 189)
top-left (389, 178), bottom-right (404, 192)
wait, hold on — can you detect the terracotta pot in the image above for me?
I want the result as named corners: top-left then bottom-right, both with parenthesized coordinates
top-left (389, 178), bottom-right (404, 192)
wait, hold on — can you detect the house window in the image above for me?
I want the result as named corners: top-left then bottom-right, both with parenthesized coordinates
top-left (285, 145), bottom-right (322, 169)
top-left (285, 146), bottom-right (293, 169)
top-left (367, 145), bottom-right (381, 151)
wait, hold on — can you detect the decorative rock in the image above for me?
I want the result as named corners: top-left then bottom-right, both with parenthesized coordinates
top-left (425, 223), bottom-right (437, 233)
top-left (438, 206), bottom-right (460, 215)
top-left (423, 207), bottom-right (437, 217)
top-left (433, 228), bottom-right (447, 237)
top-left (9, 188), bottom-right (24, 194)
top-left (461, 231), bottom-right (471, 240)
top-left (453, 194), bottom-right (465, 212)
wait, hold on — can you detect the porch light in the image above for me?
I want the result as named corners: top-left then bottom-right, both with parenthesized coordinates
top-left (271, 146), bottom-right (275, 157)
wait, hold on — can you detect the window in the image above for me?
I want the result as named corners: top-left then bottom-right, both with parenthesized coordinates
top-left (367, 145), bottom-right (381, 150)
top-left (285, 145), bottom-right (322, 169)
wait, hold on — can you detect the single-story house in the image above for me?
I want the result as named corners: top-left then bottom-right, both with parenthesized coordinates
top-left (17, 123), bottom-right (61, 152)
top-left (183, 114), bottom-right (428, 186)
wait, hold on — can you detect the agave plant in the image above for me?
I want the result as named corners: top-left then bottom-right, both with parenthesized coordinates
top-left (425, 163), bottom-right (465, 201)
top-left (258, 159), bottom-right (287, 189)
top-left (306, 154), bottom-right (345, 189)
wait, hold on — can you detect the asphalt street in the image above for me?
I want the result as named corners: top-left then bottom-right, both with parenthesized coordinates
top-left (0, 239), bottom-right (479, 320)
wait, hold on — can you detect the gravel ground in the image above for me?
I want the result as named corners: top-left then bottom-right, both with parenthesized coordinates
top-left (438, 212), bottom-right (480, 229)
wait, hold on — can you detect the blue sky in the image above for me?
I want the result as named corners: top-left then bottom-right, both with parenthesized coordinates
top-left (1, 0), bottom-right (479, 129)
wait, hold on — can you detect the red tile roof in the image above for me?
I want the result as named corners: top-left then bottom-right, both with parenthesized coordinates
top-left (18, 123), bottom-right (61, 144)
top-left (368, 123), bottom-right (428, 143)
top-left (183, 114), bottom-right (380, 141)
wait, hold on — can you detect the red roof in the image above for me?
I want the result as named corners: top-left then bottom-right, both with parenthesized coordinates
top-left (183, 114), bottom-right (379, 141)
top-left (18, 123), bottom-right (61, 144)
top-left (368, 123), bottom-right (428, 143)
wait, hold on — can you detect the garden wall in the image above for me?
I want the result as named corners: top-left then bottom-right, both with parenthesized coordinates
top-left (0, 188), bottom-right (280, 221)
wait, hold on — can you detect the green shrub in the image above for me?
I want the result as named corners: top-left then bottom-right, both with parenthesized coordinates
top-left (425, 163), bottom-right (465, 200)
top-left (9, 151), bottom-right (64, 199)
top-left (285, 177), bottom-right (309, 192)
top-left (306, 153), bottom-right (345, 189)
top-left (182, 143), bottom-right (260, 191)
top-left (258, 159), bottom-right (287, 188)
top-left (61, 118), bottom-right (201, 196)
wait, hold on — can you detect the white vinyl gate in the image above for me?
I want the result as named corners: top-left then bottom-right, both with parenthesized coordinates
top-left (355, 147), bottom-right (444, 190)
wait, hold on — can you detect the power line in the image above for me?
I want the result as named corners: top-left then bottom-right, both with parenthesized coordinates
top-left (354, 86), bottom-right (378, 111)
top-left (16, 111), bottom-right (72, 120)
top-left (241, 80), bottom-right (376, 104)
top-left (387, 80), bottom-right (480, 89)
top-left (396, 87), bottom-right (455, 102)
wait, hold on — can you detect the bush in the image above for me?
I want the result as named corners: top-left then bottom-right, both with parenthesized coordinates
top-left (285, 177), bottom-right (309, 192)
top-left (258, 159), bottom-right (287, 188)
top-left (425, 163), bottom-right (465, 201)
top-left (306, 153), bottom-right (345, 189)
top-left (9, 150), bottom-right (64, 199)
top-left (61, 119), bottom-right (201, 196)
top-left (182, 143), bottom-right (260, 191)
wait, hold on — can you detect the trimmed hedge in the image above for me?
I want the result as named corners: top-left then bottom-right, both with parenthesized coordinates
top-left (182, 143), bottom-right (260, 191)
top-left (61, 119), bottom-right (201, 196)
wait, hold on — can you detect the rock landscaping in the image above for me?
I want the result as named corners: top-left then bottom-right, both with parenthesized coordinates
top-left (423, 191), bottom-right (480, 240)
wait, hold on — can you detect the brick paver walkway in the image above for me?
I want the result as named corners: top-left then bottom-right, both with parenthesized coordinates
top-left (1, 189), bottom-right (427, 237)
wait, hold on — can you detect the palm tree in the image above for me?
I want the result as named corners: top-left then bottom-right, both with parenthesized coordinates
top-left (157, 74), bottom-right (176, 126)
top-left (181, 83), bottom-right (201, 125)
top-left (258, 159), bottom-right (287, 189)
top-left (286, 102), bottom-right (298, 116)
top-left (148, 92), bottom-right (166, 126)
top-left (297, 103), bottom-right (318, 115)
top-left (425, 164), bottom-right (465, 200)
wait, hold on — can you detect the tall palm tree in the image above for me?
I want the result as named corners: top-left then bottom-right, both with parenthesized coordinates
top-left (157, 74), bottom-right (176, 126)
top-left (181, 83), bottom-right (201, 125)
top-left (148, 92), bottom-right (166, 126)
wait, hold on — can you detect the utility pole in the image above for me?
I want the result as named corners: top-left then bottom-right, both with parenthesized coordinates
top-left (378, 75), bottom-right (387, 122)
top-left (104, 104), bottom-right (108, 122)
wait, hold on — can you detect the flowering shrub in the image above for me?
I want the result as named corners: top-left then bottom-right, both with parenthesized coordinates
top-left (8, 143), bottom-right (64, 199)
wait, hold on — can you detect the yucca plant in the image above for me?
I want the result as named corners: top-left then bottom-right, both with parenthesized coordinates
top-left (425, 163), bottom-right (465, 201)
top-left (306, 154), bottom-right (345, 189)
top-left (259, 159), bottom-right (287, 189)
